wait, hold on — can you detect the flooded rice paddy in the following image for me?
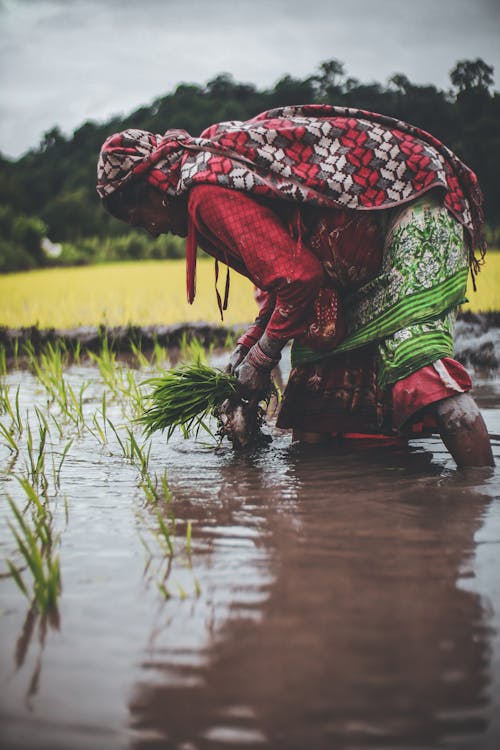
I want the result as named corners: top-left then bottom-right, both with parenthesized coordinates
top-left (0, 343), bottom-right (500, 750)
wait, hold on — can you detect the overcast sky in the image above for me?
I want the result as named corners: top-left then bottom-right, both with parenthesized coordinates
top-left (1, 0), bottom-right (499, 159)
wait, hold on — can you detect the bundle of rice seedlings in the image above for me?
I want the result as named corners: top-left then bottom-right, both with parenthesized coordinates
top-left (138, 362), bottom-right (238, 439)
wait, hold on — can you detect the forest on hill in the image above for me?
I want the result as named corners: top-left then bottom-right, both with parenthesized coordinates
top-left (1, 57), bottom-right (498, 272)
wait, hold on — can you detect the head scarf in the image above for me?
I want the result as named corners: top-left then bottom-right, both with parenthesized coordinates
top-left (97, 104), bottom-right (485, 301)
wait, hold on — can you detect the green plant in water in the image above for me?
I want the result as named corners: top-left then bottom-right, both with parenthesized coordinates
top-left (0, 417), bottom-right (20, 456)
top-left (89, 337), bottom-right (126, 400)
top-left (138, 361), bottom-right (238, 439)
top-left (25, 421), bottom-right (49, 495)
top-left (1, 383), bottom-right (23, 435)
top-left (6, 482), bottom-right (61, 614)
top-left (178, 333), bottom-right (208, 364)
top-left (155, 510), bottom-right (175, 556)
top-left (51, 438), bottom-right (73, 491)
top-left (0, 344), bottom-right (6, 377)
top-left (130, 340), bottom-right (149, 370)
top-left (140, 468), bottom-right (171, 504)
top-left (152, 340), bottom-right (168, 370)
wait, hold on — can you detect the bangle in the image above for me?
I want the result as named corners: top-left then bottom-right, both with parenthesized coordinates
top-left (246, 342), bottom-right (279, 371)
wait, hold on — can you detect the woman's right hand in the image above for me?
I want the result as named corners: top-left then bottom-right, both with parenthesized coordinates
top-left (226, 344), bottom-right (250, 374)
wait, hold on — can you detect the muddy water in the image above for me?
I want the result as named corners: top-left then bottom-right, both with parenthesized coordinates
top-left (0, 358), bottom-right (500, 750)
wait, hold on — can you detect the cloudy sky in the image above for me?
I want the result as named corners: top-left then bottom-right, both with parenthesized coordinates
top-left (1, 0), bottom-right (499, 159)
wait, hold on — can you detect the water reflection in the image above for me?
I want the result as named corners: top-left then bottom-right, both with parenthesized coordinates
top-left (129, 439), bottom-right (497, 749)
top-left (1, 366), bottom-right (499, 750)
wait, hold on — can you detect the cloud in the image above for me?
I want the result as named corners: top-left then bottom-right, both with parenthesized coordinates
top-left (1, 0), bottom-right (498, 158)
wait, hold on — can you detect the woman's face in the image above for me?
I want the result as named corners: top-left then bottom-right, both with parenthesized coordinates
top-left (122, 186), bottom-right (188, 238)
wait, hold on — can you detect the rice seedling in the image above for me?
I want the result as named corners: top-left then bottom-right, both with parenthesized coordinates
top-left (0, 385), bottom-right (23, 435)
top-left (25, 341), bottom-right (66, 402)
top-left (5, 484), bottom-right (61, 615)
top-left (105, 416), bottom-right (127, 456)
top-left (24, 421), bottom-right (49, 496)
top-left (63, 381), bottom-right (87, 431)
top-left (126, 427), bottom-right (151, 473)
top-left (138, 361), bottom-right (238, 440)
top-left (50, 413), bottom-right (64, 440)
top-left (124, 370), bottom-right (145, 419)
top-left (24, 343), bottom-right (87, 431)
top-left (155, 510), bottom-right (175, 556)
top-left (0, 345), bottom-right (6, 376)
top-left (89, 410), bottom-right (107, 445)
top-left (0, 418), bottom-right (20, 456)
top-left (178, 333), bottom-right (209, 364)
top-left (130, 340), bottom-right (150, 370)
top-left (152, 340), bottom-right (168, 370)
top-left (139, 468), bottom-right (171, 505)
top-left (51, 439), bottom-right (73, 491)
top-left (88, 338), bottom-right (126, 400)
top-left (157, 582), bottom-right (171, 600)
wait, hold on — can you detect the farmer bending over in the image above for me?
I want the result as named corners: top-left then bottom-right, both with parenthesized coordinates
top-left (97, 105), bottom-right (493, 467)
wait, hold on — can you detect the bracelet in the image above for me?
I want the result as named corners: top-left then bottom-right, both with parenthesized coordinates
top-left (246, 342), bottom-right (279, 371)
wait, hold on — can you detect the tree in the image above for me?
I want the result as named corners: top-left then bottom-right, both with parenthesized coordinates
top-left (271, 75), bottom-right (316, 106)
top-left (39, 126), bottom-right (66, 153)
top-left (389, 73), bottom-right (412, 95)
top-left (450, 58), bottom-right (494, 96)
top-left (313, 59), bottom-right (346, 99)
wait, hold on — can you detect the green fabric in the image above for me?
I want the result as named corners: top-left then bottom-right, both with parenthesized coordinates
top-left (291, 197), bottom-right (469, 387)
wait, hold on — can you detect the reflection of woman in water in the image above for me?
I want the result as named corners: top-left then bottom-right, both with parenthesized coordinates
top-left (97, 105), bottom-right (493, 466)
top-left (128, 452), bottom-right (494, 747)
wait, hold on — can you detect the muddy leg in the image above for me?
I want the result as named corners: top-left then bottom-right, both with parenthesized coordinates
top-left (435, 393), bottom-right (494, 467)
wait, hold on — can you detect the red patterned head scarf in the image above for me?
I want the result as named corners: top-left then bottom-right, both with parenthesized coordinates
top-left (96, 128), bottom-right (190, 197)
top-left (97, 105), bottom-right (484, 251)
top-left (97, 105), bottom-right (485, 305)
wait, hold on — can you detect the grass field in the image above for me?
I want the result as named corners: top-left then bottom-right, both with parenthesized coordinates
top-left (1, 253), bottom-right (499, 329)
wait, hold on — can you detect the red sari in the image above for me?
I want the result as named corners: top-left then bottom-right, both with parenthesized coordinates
top-left (187, 184), bottom-right (472, 437)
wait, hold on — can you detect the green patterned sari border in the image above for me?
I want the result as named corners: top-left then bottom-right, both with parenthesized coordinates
top-left (291, 266), bottom-right (468, 367)
top-left (377, 331), bottom-right (455, 389)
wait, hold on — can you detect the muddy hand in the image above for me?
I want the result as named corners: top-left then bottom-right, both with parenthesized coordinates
top-left (216, 395), bottom-right (271, 450)
top-left (234, 338), bottom-right (281, 400)
top-left (225, 344), bottom-right (249, 374)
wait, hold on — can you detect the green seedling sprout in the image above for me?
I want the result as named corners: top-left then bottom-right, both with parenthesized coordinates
top-left (6, 487), bottom-right (61, 615)
top-left (1, 385), bottom-right (23, 436)
top-left (155, 511), bottom-right (175, 556)
top-left (0, 418), bottom-right (19, 455)
top-left (0, 344), bottom-right (6, 376)
top-left (130, 341), bottom-right (149, 370)
top-left (25, 422), bottom-right (49, 495)
top-left (51, 439), bottom-right (73, 491)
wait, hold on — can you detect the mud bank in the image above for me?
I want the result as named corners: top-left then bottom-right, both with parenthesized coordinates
top-left (1, 311), bottom-right (499, 369)
top-left (454, 311), bottom-right (500, 370)
top-left (0, 321), bottom-right (246, 359)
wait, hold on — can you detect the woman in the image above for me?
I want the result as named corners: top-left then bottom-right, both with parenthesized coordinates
top-left (97, 105), bottom-right (493, 466)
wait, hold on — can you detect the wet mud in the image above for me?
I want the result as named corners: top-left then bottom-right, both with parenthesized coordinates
top-left (0, 351), bottom-right (500, 749)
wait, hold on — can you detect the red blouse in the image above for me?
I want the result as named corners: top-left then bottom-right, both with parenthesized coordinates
top-left (187, 183), bottom-right (383, 348)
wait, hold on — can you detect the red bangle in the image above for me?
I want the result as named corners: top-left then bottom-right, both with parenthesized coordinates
top-left (246, 342), bottom-right (279, 371)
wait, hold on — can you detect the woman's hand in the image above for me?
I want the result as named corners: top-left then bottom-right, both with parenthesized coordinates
top-left (234, 336), bottom-right (283, 399)
top-left (226, 344), bottom-right (250, 374)
top-left (234, 356), bottom-right (273, 398)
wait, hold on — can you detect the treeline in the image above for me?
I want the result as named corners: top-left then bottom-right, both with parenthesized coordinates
top-left (1, 57), bottom-right (498, 272)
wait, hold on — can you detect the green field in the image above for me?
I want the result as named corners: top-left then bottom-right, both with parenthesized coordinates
top-left (1, 254), bottom-right (499, 329)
